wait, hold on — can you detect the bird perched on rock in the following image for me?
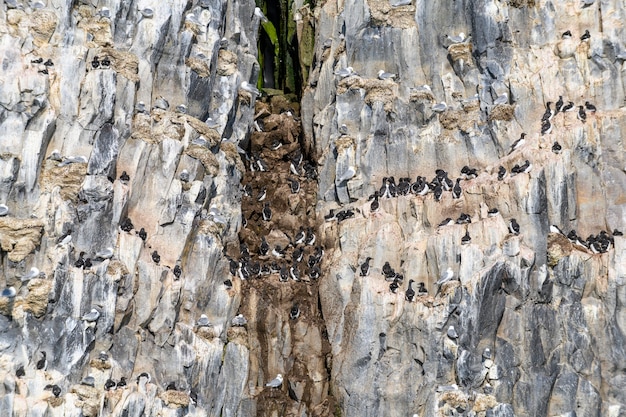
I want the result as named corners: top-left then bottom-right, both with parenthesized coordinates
top-left (542, 102), bottom-right (554, 121)
top-left (120, 218), bottom-right (134, 232)
top-left (337, 166), bottom-right (356, 183)
top-left (82, 308), bottom-right (101, 322)
top-left (266, 374), bottom-right (283, 388)
top-left (585, 101), bottom-right (596, 112)
top-left (16, 366), bottom-right (25, 378)
top-left (389, 279), bottom-right (400, 293)
top-left (231, 314), bottom-right (247, 327)
top-left (119, 171), bottom-right (130, 182)
top-left (91, 56), bottom-right (100, 69)
top-left (370, 192), bottom-right (380, 212)
top-left (432, 102), bottom-right (448, 112)
top-left (137, 228), bottom-right (147, 241)
top-left (562, 30), bottom-right (572, 38)
top-left (305, 228), bottom-right (316, 246)
top-left (36, 352), bottom-right (47, 370)
top-left (196, 314), bottom-right (211, 327)
top-left (378, 69), bottom-right (396, 80)
top-left (259, 237), bottom-right (269, 256)
top-left (360, 257), bottom-right (372, 276)
top-left (173, 265), bottom-right (182, 278)
top-left (562, 101), bottom-right (575, 112)
top-left (552, 141), bottom-right (562, 154)
top-left (151, 251), bottom-right (160, 264)
top-left (382, 262), bottom-right (395, 280)
top-left (555, 96), bottom-right (564, 113)
top-left (509, 133), bottom-right (526, 154)
top-left (452, 178), bottom-right (462, 199)
top-left (290, 304), bottom-right (300, 320)
top-left (439, 218), bottom-right (454, 227)
top-left (262, 203), bottom-right (272, 221)
top-left (21, 267), bottom-right (40, 282)
top-left (541, 119), bottom-right (552, 135)
top-left (287, 178), bottom-right (300, 194)
top-left (406, 280), bottom-right (415, 302)
top-left (436, 268), bottom-right (454, 287)
top-left (447, 325), bottom-right (459, 339)
top-left (1, 204), bottom-right (12, 217)
top-left (577, 106), bottom-right (586, 123)
top-left (580, 30), bottom-right (590, 41)
top-left (461, 230), bottom-right (471, 245)
top-left (334, 66), bottom-right (356, 78)
top-left (509, 219), bottom-right (520, 235)
top-left (488, 208), bottom-right (499, 217)
top-left (240, 81), bottom-right (260, 96)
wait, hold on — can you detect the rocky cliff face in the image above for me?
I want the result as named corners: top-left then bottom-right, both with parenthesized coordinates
top-left (0, 0), bottom-right (625, 416)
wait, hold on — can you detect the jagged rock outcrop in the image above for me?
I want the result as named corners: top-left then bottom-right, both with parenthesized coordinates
top-left (302, 0), bottom-right (626, 416)
top-left (1, 0), bottom-right (625, 416)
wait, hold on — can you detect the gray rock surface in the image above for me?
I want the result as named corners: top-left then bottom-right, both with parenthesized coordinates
top-left (0, 0), bottom-right (625, 416)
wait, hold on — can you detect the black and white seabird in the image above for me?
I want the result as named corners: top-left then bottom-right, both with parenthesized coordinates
top-left (138, 228), bottom-right (147, 241)
top-left (120, 218), bottom-right (134, 232)
top-left (101, 57), bottom-right (111, 67)
top-left (279, 265), bottom-right (289, 282)
top-left (452, 178), bottom-right (462, 199)
top-left (584, 101), bottom-right (596, 112)
top-left (433, 185), bottom-right (443, 201)
top-left (509, 133), bottom-right (526, 154)
top-left (45, 384), bottom-right (62, 397)
top-left (287, 178), bottom-right (300, 194)
top-left (613, 229), bottom-right (623, 236)
top-left (257, 187), bottom-right (267, 201)
top-left (497, 166), bottom-right (506, 181)
top-left (119, 171), bottom-right (130, 182)
top-left (31, 57), bottom-right (43, 64)
top-left (36, 352), bottom-right (47, 370)
top-left (289, 264), bottom-right (300, 281)
top-left (16, 366), bottom-right (25, 378)
top-left (105, 379), bottom-right (116, 390)
top-left (117, 377), bottom-right (127, 388)
top-left (550, 225), bottom-right (564, 235)
top-left (290, 304), bottom-right (300, 320)
top-left (405, 280), bottom-right (415, 302)
top-left (562, 101), bottom-right (575, 112)
top-left (1, 287), bottom-right (16, 298)
top-left (542, 102), bottom-right (554, 121)
top-left (438, 218), bottom-right (454, 227)
top-left (397, 178), bottom-right (411, 195)
top-left (266, 373), bottom-right (284, 388)
top-left (555, 96), bottom-right (564, 113)
top-left (577, 106), bottom-right (586, 123)
top-left (447, 325), bottom-right (459, 339)
top-left (487, 208), bottom-right (499, 217)
top-left (259, 237), bottom-right (269, 256)
top-left (370, 192), bottom-right (380, 212)
top-left (461, 231), bottom-right (471, 245)
top-left (509, 219), bottom-right (520, 235)
top-left (309, 265), bottom-right (321, 280)
top-left (552, 141), bottom-right (562, 154)
top-left (580, 30), bottom-right (590, 41)
top-left (272, 245), bottom-right (285, 258)
top-left (292, 247), bottom-right (304, 263)
top-left (561, 30), bottom-right (572, 38)
top-left (294, 227), bottom-right (306, 245)
top-left (151, 251), bottom-right (160, 264)
top-left (541, 119), bottom-right (552, 135)
top-left (360, 257), bottom-right (372, 276)
top-left (91, 56), bottom-right (100, 69)
top-left (44, 59), bottom-right (54, 67)
top-left (382, 261), bottom-right (395, 280)
top-left (456, 213), bottom-right (471, 224)
top-left (173, 265), bottom-right (182, 278)
top-left (224, 279), bottom-right (233, 290)
top-left (262, 203), bottom-right (272, 221)
top-left (389, 280), bottom-right (400, 293)
top-left (305, 227), bottom-right (316, 246)
top-left (417, 282), bottom-right (428, 295)
top-left (270, 140), bottom-right (282, 150)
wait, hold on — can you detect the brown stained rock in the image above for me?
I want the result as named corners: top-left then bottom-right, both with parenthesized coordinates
top-left (227, 326), bottom-right (249, 347)
top-left (0, 217), bottom-right (44, 262)
top-left (410, 89), bottom-right (435, 102)
top-left (89, 357), bottom-right (112, 370)
top-left (47, 396), bottom-right (64, 408)
top-left (20, 279), bottom-right (52, 318)
top-left (196, 219), bottom-right (226, 237)
top-left (489, 104), bottom-right (515, 121)
top-left (186, 144), bottom-right (219, 177)
top-left (77, 7), bottom-right (113, 48)
top-left (439, 390), bottom-right (469, 409)
top-left (547, 233), bottom-right (572, 267)
top-left (439, 110), bottom-right (464, 130)
top-left (160, 390), bottom-right (191, 408)
top-left (337, 77), bottom-right (397, 112)
top-left (508, 0), bottom-right (535, 7)
top-left (270, 95), bottom-right (298, 114)
top-left (71, 384), bottom-right (100, 417)
top-left (447, 42), bottom-right (473, 62)
top-left (195, 325), bottom-right (218, 340)
top-left (239, 90), bottom-right (253, 107)
top-left (221, 142), bottom-right (246, 173)
top-left (106, 260), bottom-right (130, 282)
top-left (186, 57), bottom-right (210, 77)
top-left (473, 393), bottom-right (498, 412)
top-left (183, 115), bottom-right (221, 145)
top-left (40, 160), bottom-right (87, 201)
top-left (218, 49), bottom-right (238, 76)
top-left (30, 11), bottom-right (58, 44)
top-left (101, 48), bottom-right (140, 81)
top-left (367, 0), bottom-right (416, 28)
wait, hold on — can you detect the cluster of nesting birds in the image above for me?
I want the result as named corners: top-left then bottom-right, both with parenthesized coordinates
top-left (30, 57), bottom-right (54, 75)
top-left (540, 95), bottom-right (596, 135)
top-left (551, 226), bottom-right (622, 254)
top-left (234, 146), bottom-right (324, 286)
